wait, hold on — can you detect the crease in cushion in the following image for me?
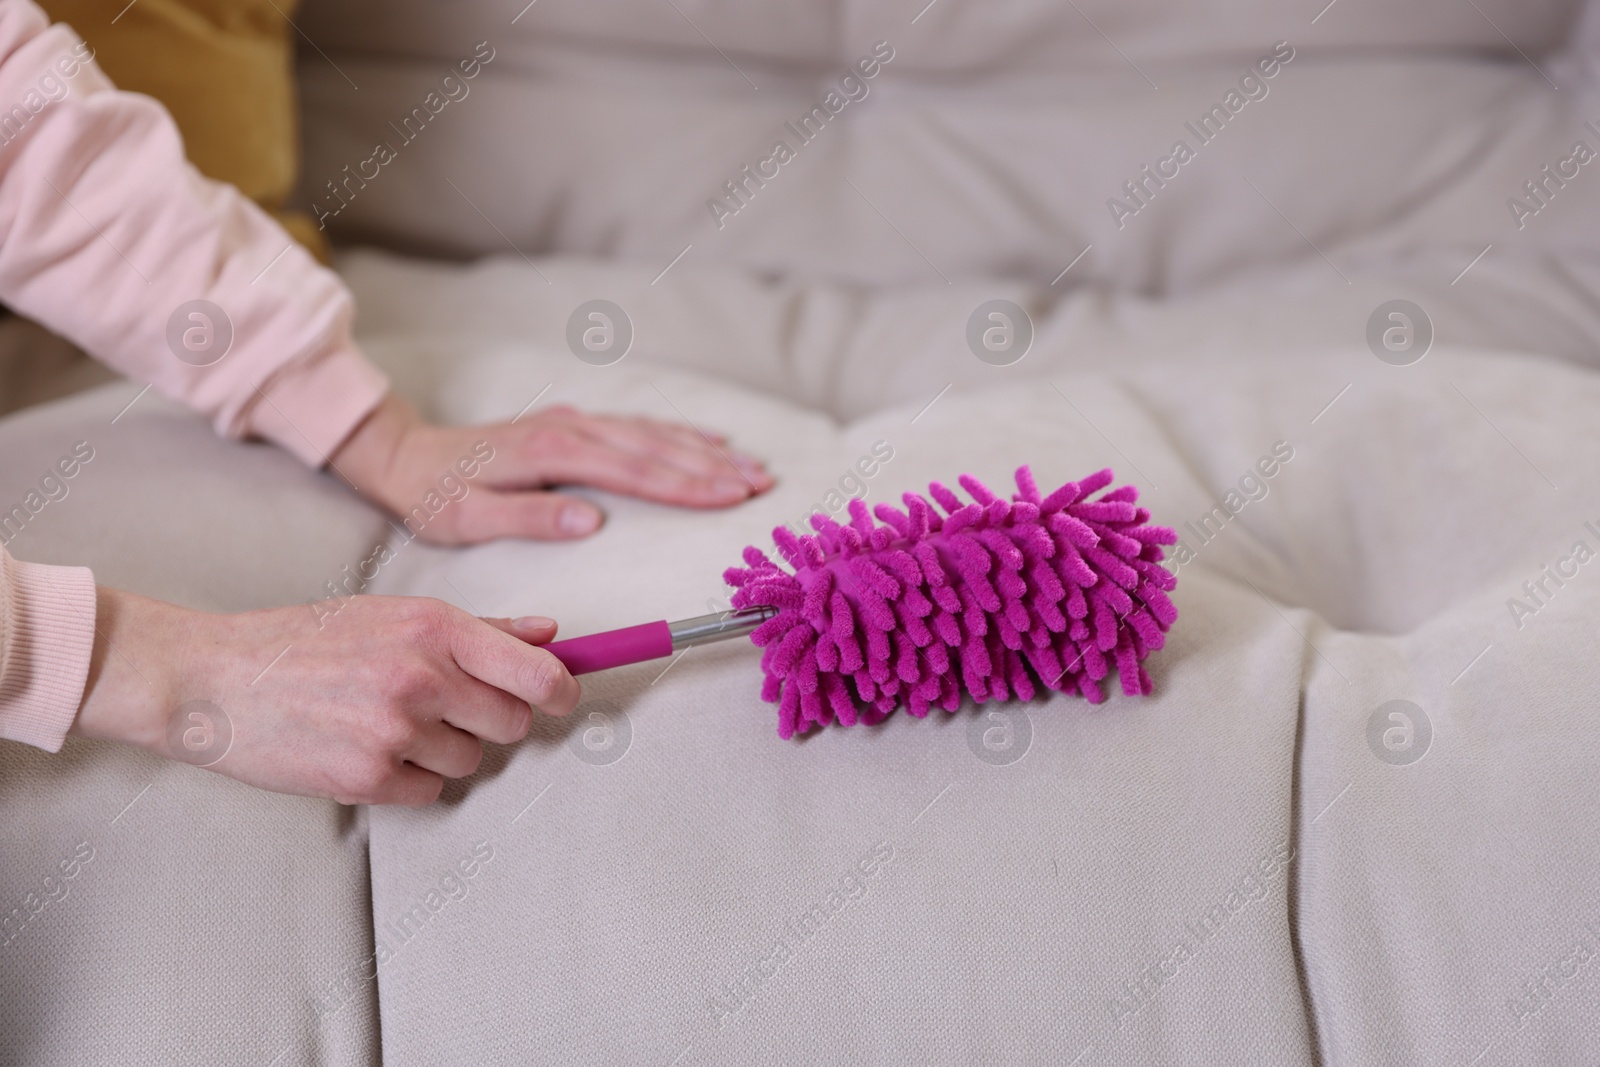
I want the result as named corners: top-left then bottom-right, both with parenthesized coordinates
top-left (38, 0), bottom-right (328, 262)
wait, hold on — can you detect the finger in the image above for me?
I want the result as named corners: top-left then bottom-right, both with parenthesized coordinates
top-left (599, 413), bottom-right (734, 458)
top-left (479, 615), bottom-right (559, 643)
top-left (446, 614), bottom-right (581, 717)
top-left (402, 720), bottom-right (485, 779)
top-left (616, 417), bottom-right (770, 485)
top-left (514, 404), bottom-right (582, 430)
top-left (442, 489), bottom-right (604, 543)
top-left (372, 763), bottom-right (445, 806)
top-left (524, 441), bottom-right (758, 508)
top-left (485, 422), bottom-right (761, 508)
top-left (579, 417), bottom-right (773, 488)
top-left (635, 415), bottom-right (727, 445)
top-left (579, 417), bottom-right (733, 477)
top-left (440, 679), bottom-right (535, 745)
top-left (564, 410), bottom-right (725, 447)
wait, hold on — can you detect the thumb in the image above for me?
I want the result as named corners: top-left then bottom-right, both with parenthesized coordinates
top-left (428, 490), bottom-right (605, 544)
top-left (480, 615), bottom-right (559, 644)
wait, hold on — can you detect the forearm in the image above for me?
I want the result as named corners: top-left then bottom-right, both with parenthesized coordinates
top-left (0, 0), bottom-right (388, 466)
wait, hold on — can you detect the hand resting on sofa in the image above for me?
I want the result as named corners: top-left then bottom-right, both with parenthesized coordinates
top-left (331, 393), bottom-right (773, 543)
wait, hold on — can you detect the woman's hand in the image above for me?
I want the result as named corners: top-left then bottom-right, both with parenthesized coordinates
top-left (71, 586), bottom-right (578, 805)
top-left (328, 393), bottom-right (775, 544)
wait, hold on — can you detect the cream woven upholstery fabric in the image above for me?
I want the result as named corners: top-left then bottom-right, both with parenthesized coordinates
top-left (6, 0), bottom-right (1600, 1060)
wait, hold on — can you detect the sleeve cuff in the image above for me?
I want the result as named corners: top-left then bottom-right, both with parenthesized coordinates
top-left (244, 343), bottom-right (391, 468)
top-left (0, 557), bottom-right (96, 753)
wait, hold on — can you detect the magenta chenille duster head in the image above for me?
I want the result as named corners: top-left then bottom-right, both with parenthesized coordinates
top-left (723, 466), bottom-right (1179, 738)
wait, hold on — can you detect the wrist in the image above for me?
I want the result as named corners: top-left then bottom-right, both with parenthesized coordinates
top-left (328, 391), bottom-right (419, 505)
top-left (328, 391), bottom-right (424, 514)
top-left (72, 587), bottom-right (193, 753)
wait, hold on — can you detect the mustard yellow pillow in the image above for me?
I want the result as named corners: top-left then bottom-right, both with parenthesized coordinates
top-left (37, 0), bottom-right (328, 261)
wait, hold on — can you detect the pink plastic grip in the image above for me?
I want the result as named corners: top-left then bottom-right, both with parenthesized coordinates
top-left (542, 620), bottom-right (674, 676)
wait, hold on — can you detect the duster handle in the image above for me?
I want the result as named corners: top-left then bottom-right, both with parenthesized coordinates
top-left (543, 607), bottom-right (778, 676)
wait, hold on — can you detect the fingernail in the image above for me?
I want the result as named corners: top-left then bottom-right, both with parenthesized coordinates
top-left (733, 459), bottom-right (773, 489)
top-left (513, 615), bottom-right (556, 632)
top-left (715, 477), bottom-right (751, 497)
top-left (558, 503), bottom-right (601, 535)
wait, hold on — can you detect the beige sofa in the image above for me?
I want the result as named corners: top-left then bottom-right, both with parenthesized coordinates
top-left (5, 0), bottom-right (1600, 1063)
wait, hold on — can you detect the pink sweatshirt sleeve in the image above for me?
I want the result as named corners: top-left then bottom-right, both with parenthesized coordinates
top-left (0, 0), bottom-right (390, 466)
top-left (0, 547), bottom-right (94, 751)
top-left (0, 0), bottom-right (392, 749)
